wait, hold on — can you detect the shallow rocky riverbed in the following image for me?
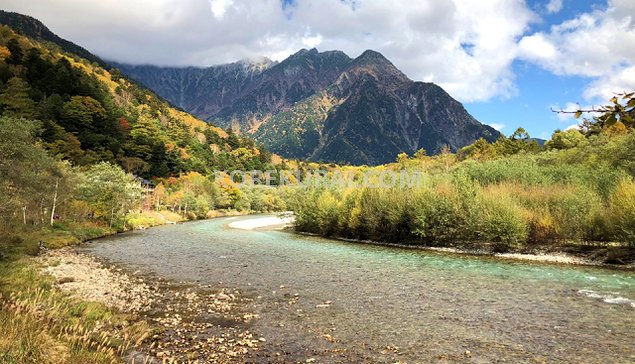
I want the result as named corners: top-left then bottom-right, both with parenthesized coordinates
top-left (39, 248), bottom-right (267, 363)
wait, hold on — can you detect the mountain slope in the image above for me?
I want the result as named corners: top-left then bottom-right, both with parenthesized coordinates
top-left (117, 50), bottom-right (500, 165)
top-left (214, 49), bottom-right (352, 126)
top-left (111, 58), bottom-right (275, 121)
top-left (0, 12), bottom-right (272, 178)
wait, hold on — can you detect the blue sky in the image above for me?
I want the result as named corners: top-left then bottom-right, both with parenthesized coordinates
top-left (466, 63), bottom-right (589, 140)
top-left (2, 0), bottom-right (633, 140)
top-left (466, 0), bottom-right (616, 139)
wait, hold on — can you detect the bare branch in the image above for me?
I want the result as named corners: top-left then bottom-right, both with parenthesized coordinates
top-left (549, 107), bottom-right (604, 114)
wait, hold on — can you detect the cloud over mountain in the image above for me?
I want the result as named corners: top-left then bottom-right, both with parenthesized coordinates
top-left (1, 0), bottom-right (632, 104)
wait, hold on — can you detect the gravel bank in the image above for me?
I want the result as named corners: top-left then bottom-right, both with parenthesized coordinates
top-left (228, 214), bottom-right (295, 230)
top-left (37, 247), bottom-right (153, 313)
top-left (37, 247), bottom-right (266, 363)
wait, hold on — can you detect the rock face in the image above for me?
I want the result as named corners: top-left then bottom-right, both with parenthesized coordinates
top-left (116, 49), bottom-right (500, 165)
top-left (111, 58), bottom-right (275, 121)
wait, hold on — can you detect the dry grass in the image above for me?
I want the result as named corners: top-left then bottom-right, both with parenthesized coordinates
top-left (0, 258), bottom-right (151, 364)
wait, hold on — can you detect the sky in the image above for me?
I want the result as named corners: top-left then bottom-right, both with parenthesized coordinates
top-left (1, 0), bottom-right (634, 140)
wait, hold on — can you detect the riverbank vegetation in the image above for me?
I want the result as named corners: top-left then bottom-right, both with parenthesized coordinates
top-left (0, 23), bottom-right (291, 257)
top-left (291, 94), bottom-right (635, 261)
top-left (0, 26), bottom-right (288, 362)
top-left (0, 258), bottom-right (151, 363)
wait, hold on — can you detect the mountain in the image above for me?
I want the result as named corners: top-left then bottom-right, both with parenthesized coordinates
top-left (116, 50), bottom-right (500, 165)
top-left (110, 58), bottom-right (276, 121)
top-left (0, 12), bottom-right (273, 178)
top-left (529, 138), bottom-right (547, 147)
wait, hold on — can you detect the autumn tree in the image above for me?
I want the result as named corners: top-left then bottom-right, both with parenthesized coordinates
top-left (47, 160), bottom-right (80, 226)
top-left (60, 95), bottom-right (107, 130)
top-left (5, 38), bottom-right (22, 65)
top-left (545, 129), bottom-right (588, 150)
top-left (0, 116), bottom-right (55, 225)
top-left (78, 162), bottom-right (143, 228)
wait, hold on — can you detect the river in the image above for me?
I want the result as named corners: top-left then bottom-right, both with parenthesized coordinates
top-left (79, 215), bottom-right (635, 363)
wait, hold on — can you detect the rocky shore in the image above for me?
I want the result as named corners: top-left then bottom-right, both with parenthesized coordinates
top-left (37, 248), bottom-right (153, 313)
top-left (37, 248), bottom-right (266, 363)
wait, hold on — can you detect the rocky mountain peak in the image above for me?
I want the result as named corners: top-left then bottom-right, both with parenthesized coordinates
top-left (334, 49), bottom-right (409, 93)
top-left (115, 48), bottom-right (500, 164)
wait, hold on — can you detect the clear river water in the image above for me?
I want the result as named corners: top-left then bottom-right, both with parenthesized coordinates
top-left (79, 215), bottom-right (635, 363)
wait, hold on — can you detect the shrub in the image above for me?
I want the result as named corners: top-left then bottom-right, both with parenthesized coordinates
top-left (586, 209), bottom-right (612, 242)
top-left (293, 188), bottom-right (338, 235)
top-left (335, 188), bottom-right (363, 238)
top-left (472, 194), bottom-right (528, 252)
top-left (524, 208), bottom-right (559, 244)
top-left (549, 186), bottom-right (602, 241)
top-left (609, 178), bottom-right (635, 245)
top-left (461, 157), bottom-right (550, 186)
top-left (412, 183), bottom-right (467, 246)
top-left (314, 190), bottom-right (341, 236)
top-left (125, 212), bottom-right (161, 230)
top-left (504, 183), bottom-right (604, 243)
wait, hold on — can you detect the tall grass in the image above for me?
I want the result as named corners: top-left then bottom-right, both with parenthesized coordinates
top-left (0, 260), bottom-right (150, 364)
top-left (609, 178), bottom-right (635, 246)
top-left (292, 134), bottom-right (635, 250)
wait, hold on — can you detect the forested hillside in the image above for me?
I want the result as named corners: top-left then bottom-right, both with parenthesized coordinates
top-left (0, 18), bottom-right (290, 251)
top-left (0, 22), bottom-right (272, 179)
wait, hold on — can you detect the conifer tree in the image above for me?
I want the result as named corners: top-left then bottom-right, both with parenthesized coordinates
top-left (0, 76), bottom-right (36, 118)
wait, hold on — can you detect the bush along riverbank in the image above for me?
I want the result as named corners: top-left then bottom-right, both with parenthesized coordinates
top-left (290, 131), bottom-right (635, 267)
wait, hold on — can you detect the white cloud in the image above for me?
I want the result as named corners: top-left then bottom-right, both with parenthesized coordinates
top-left (565, 123), bottom-right (581, 131)
top-left (285, 0), bottom-right (535, 102)
top-left (210, 0), bottom-right (234, 19)
top-left (488, 123), bottom-right (505, 131)
top-left (584, 65), bottom-right (635, 100)
top-left (0, 0), bottom-right (631, 106)
top-left (546, 0), bottom-right (563, 14)
top-left (0, 0), bottom-right (536, 102)
top-left (518, 0), bottom-right (635, 103)
top-left (301, 34), bottom-right (322, 48)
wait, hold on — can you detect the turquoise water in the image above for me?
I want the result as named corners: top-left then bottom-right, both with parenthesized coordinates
top-left (81, 215), bottom-right (635, 363)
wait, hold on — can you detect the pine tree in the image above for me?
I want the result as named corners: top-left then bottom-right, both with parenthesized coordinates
top-left (0, 76), bottom-right (36, 118)
top-left (5, 38), bottom-right (22, 65)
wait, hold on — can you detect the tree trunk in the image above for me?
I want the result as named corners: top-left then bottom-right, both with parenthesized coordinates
top-left (50, 177), bottom-right (59, 226)
top-left (122, 204), bottom-right (127, 230)
top-left (22, 206), bottom-right (26, 225)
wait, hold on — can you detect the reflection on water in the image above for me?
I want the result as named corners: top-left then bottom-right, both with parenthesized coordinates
top-left (80, 215), bottom-right (635, 363)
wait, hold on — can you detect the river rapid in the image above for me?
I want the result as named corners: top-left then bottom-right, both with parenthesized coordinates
top-left (79, 215), bottom-right (635, 363)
